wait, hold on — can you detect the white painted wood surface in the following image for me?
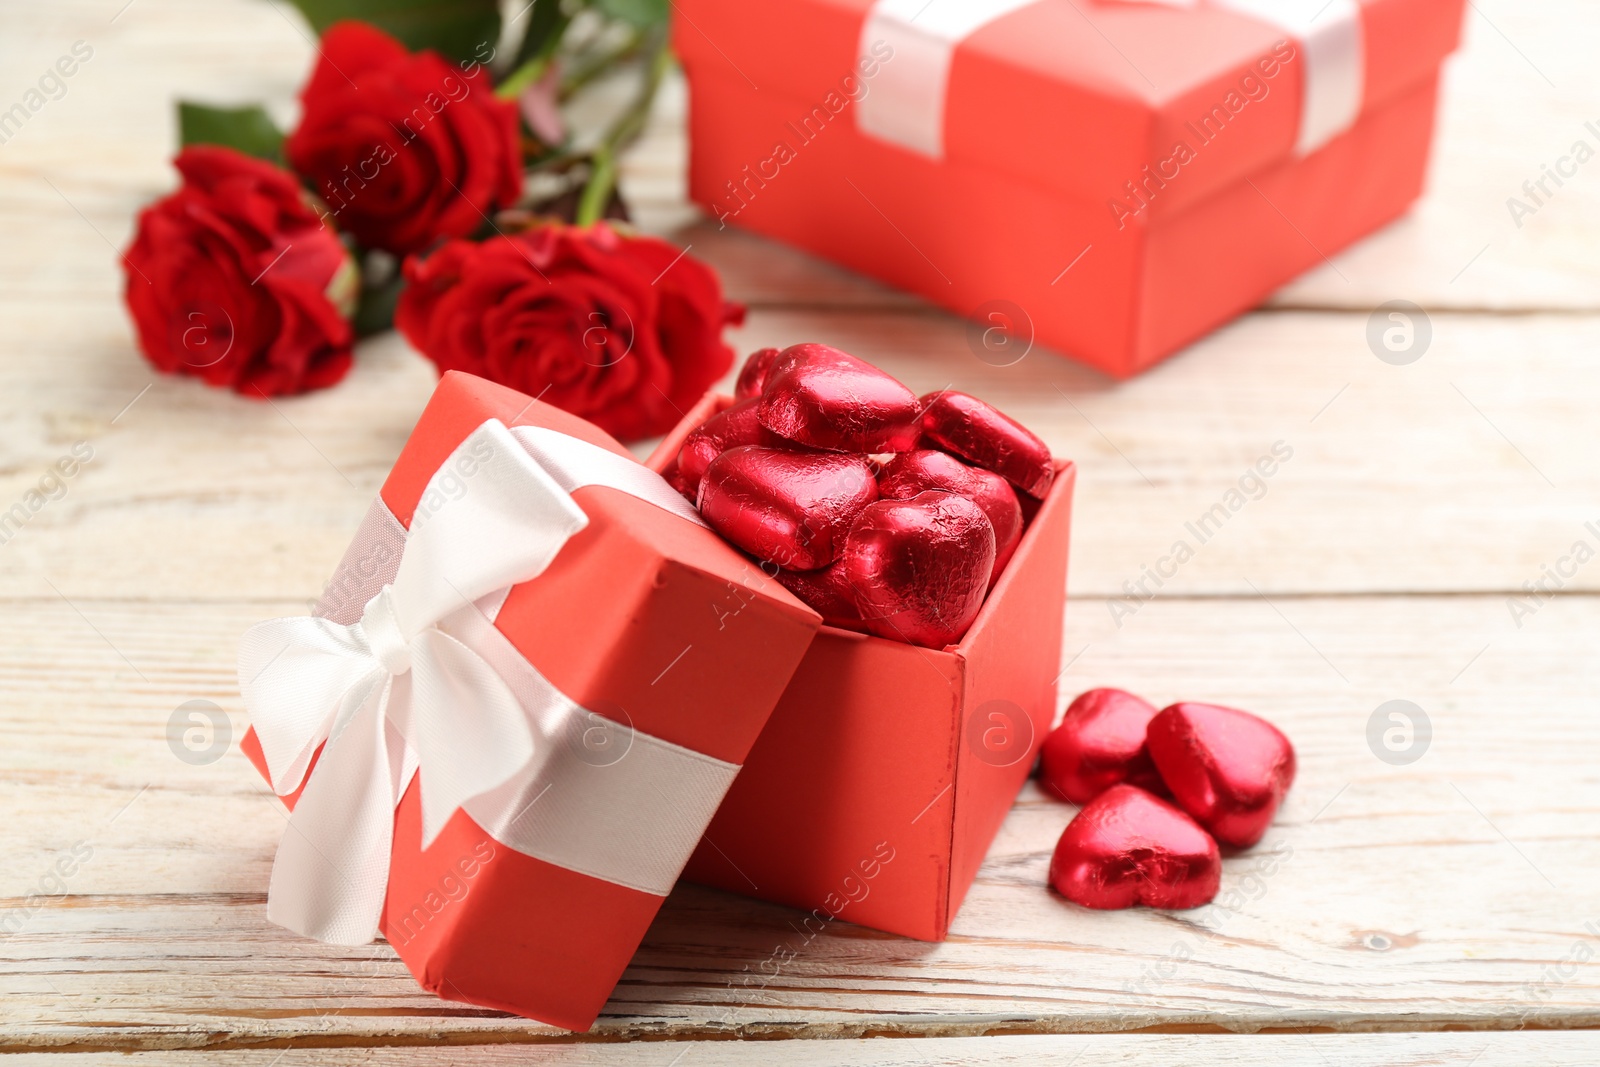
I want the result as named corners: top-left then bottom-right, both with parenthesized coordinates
top-left (0, 0), bottom-right (1597, 1060)
top-left (5, 1033), bottom-right (1600, 1065)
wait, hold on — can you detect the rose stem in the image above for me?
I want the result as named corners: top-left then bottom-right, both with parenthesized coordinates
top-left (574, 26), bottom-right (671, 227)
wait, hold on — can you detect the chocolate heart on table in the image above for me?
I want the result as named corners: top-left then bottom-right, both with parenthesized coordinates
top-left (776, 560), bottom-right (860, 627)
top-left (734, 346), bottom-right (783, 400)
top-left (1146, 702), bottom-right (1296, 849)
top-left (759, 343), bottom-right (921, 452)
top-left (920, 390), bottom-right (1055, 498)
top-left (698, 446), bottom-right (878, 570)
top-left (843, 491), bottom-right (995, 648)
top-left (877, 449), bottom-right (1023, 584)
top-left (675, 397), bottom-right (802, 494)
top-left (1040, 688), bottom-right (1165, 805)
top-left (1049, 784), bottom-right (1221, 910)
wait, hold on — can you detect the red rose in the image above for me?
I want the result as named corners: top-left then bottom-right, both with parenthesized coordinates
top-left (285, 22), bottom-right (522, 255)
top-left (122, 145), bottom-right (357, 396)
top-left (396, 223), bottom-right (743, 441)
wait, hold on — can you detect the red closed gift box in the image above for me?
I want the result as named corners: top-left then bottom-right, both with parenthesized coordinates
top-left (650, 396), bottom-right (1077, 940)
top-left (673, 0), bottom-right (1466, 377)
top-left (238, 372), bottom-right (820, 1031)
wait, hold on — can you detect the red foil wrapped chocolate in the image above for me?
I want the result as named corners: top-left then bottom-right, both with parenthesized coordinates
top-left (877, 449), bottom-right (1022, 584)
top-left (920, 390), bottom-right (1054, 498)
top-left (734, 346), bottom-right (782, 400)
top-left (697, 445), bottom-right (877, 570)
top-left (775, 561), bottom-right (860, 628)
top-left (669, 345), bottom-right (1059, 650)
top-left (1040, 688), bottom-right (1165, 805)
top-left (1146, 702), bottom-right (1297, 849)
top-left (1049, 784), bottom-right (1221, 910)
top-left (759, 343), bottom-right (921, 452)
top-left (843, 491), bottom-right (995, 648)
top-left (675, 396), bottom-right (795, 494)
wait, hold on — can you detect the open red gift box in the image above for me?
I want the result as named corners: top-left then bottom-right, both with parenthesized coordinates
top-left (672, 0), bottom-right (1465, 377)
top-left (239, 372), bottom-right (822, 1030)
top-left (651, 395), bottom-right (1076, 940)
top-left (238, 370), bottom-right (1074, 1028)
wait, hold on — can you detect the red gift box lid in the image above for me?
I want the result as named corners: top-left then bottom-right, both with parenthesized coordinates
top-left (238, 371), bottom-right (822, 1030)
top-left (673, 0), bottom-right (1464, 219)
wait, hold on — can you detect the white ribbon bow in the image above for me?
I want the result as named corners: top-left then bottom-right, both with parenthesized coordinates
top-left (238, 420), bottom-right (588, 945)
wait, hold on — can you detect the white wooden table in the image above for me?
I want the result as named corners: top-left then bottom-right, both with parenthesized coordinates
top-left (2, 1), bottom-right (1597, 1062)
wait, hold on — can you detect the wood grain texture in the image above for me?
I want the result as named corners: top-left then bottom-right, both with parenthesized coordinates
top-left (6, 303), bottom-right (1600, 603)
top-left (4, 1033), bottom-right (1600, 1065)
top-left (1, 596), bottom-right (1596, 1048)
top-left (0, 0), bottom-right (1598, 1059)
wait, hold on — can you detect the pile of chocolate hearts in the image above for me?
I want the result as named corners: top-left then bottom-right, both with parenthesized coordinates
top-left (1040, 689), bottom-right (1296, 910)
top-left (670, 343), bottom-right (1056, 648)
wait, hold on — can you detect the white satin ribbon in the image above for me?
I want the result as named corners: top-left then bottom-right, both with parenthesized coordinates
top-left (1210, 0), bottom-right (1362, 155)
top-left (309, 479), bottom-right (737, 898)
top-left (238, 418), bottom-right (721, 946)
top-left (857, 0), bottom-right (1364, 159)
top-left (858, 0), bottom-right (1040, 158)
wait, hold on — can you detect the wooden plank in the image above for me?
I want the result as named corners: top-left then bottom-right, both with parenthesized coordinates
top-left (1, 0), bottom-right (1597, 1057)
top-left (1, 595), bottom-right (1595, 1048)
top-left (4, 1033), bottom-right (1599, 1065)
top-left (2, 300), bottom-right (1598, 602)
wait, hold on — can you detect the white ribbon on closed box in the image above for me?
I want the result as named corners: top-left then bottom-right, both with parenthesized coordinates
top-left (857, 0), bottom-right (1364, 159)
top-left (239, 418), bottom-right (732, 947)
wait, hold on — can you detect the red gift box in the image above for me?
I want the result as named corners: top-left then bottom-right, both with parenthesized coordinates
top-left (239, 372), bottom-right (821, 1030)
top-left (673, 0), bottom-right (1465, 377)
top-left (651, 396), bottom-right (1077, 940)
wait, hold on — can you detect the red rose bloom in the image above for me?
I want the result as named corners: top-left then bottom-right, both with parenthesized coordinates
top-left (396, 223), bottom-right (743, 441)
top-left (285, 22), bottom-right (522, 255)
top-left (122, 145), bottom-right (357, 396)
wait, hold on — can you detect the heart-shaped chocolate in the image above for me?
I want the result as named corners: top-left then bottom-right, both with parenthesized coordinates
top-left (1040, 688), bottom-right (1165, 805)
top-left (843, 491), bottom-right (995, 648)
top-left (776, 560), bottom-right (861, 628)
top-left (698, 446), bottom-right (878, 570)
top-left (1049, 784), bottom-right (1221, 910)
top-left (920, 390), bottom-right (1055, 498)
top-left (734, 346), bottom-right (783, 400)
top-left (759, 343), bottom-right (921, 452)
top-left (877, 449), bottom-right (1023, 584)
top-left (1146, 702), bottom-right (1296, 849)
top-left (675, 397), bottom-right (799, 494)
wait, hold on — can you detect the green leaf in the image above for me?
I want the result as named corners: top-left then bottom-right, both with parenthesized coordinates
top-left (177, 102), bottom-right (285, 162)
top-left (594, 0), bottom-right (668, 29)
top-left (281, 0), bottom-right (501, 65)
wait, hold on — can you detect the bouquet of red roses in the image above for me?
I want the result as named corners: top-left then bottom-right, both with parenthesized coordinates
top-left (122, 0), bottom-right (740, 441)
